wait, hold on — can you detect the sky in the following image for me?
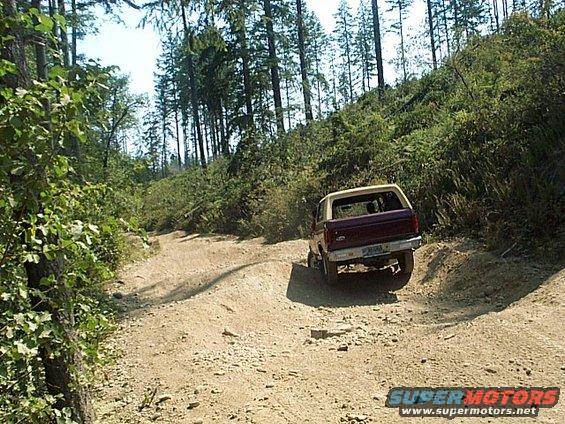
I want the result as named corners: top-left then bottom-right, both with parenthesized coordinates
top-left (81, 0), bottom-right (426, 97)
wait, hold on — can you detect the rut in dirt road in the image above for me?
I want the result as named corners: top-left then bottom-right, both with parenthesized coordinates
top-left (94, 232), bottom-right (565, 424)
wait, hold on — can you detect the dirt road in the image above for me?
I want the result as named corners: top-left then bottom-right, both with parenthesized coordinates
top-left (94, 232), bottom-right (564, 423)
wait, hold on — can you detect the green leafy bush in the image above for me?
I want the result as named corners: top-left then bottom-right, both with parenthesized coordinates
top-left (0, 16), bottom-right (134, 422)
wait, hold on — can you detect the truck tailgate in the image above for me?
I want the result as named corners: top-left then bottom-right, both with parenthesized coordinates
top-left (326, 209), bottom-right (418, 251)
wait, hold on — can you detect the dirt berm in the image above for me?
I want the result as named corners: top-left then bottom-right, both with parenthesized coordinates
top-left (94, 232), bottom-right (564, 423)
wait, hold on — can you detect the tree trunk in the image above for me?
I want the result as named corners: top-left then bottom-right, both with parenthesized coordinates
top-left (181, 3), bottom-right (207, 168)
top-left (441, 0), bottom-right (451, 55)
top-left (48, 0), bottom-right (60, 61)
top-left (296, 0), bottom-right (313, 121)
top-left (358, 6), bottom-right (369, 93)
top-left (1, 0), bottom-right (29, 90)
top-left (371, 0), bottom-right (385, 96)
top-left (102, 92), bottom-right (129, 176)
top-left (360, 25), bottom-right (366, 93)
top-left (435, 20), bottom-right (443, 60)
top-left (342, 11), bottom-right (354, 102)
top-left (214, 113), bottom-right (221, 158)
top-left (213, 114), bottom-right (219, 158)
top-left (170, 49), bottom-right (181, 168)
top-left (263, 0), bottom-right (285, 133)
top-left (203, 109), bottom-right (210, 159)
top-left (492, 0), bottom-right (500, 32)
top-left (71, 0), bottom-right (77, 65)
top-left (25, 260), bottom-right (96, 424)
top-left (181, 111), bottom-right (190, 165)
top-left (208, 109), bottom-right (218, 159)
top-left (331, 61), bottom-right (338, 110)
top-left (161, 86), bottom-right (168, 177)
top-left (187, 52), bottom-right (206, 168)
top-left (452, 0), bottom-right (460, 49)
top-left (219, 99), bottom-right (229, 155)
top-left (192, 117), bottom-right (198, 165)
top-left (284, 75), bottom-right (292, 128)
top-left (57, 0), bottom-right (70, 67)
top-left (31, 0), bottom-right (48, 81)
top-left (398, 1), bottom-right (407, 82)
top-left (241, 39), bottom-right (254, 131)
top-left (174, 105), bottom-right (181, 168)
top-left (57, 0), bottom-right (79, 156)
top-left (236, 1), bottom-right (254, 131)
top-left (314, 37), bottom-right (322, 118)
top-left (426, 0), bottom-right (437, 70)
top-left (363, 23), bottom-right (371, 91)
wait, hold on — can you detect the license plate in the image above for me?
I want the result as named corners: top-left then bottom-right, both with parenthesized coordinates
top-left (362, 244), bottom-right (389, 258)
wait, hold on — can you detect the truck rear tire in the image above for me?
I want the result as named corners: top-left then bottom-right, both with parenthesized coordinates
top-left (307, 251), bottom-right (319, 269)
top-left (398, 251), bottom-right (414, 275)
top-left (322, 254), bottom-right (338, 285)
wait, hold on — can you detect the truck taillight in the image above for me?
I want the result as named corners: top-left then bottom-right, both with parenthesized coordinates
top-left (411, 213), bottom-right (420, 234)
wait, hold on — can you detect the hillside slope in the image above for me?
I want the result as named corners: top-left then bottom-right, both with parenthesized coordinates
top-left (140, 13), bottom-right (564, 255)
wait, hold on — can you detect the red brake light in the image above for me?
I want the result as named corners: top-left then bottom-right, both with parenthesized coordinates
top-left (411, 213), bottom-right (420, 234)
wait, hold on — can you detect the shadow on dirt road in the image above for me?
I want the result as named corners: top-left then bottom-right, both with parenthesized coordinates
top-left (286, 263), bottom-right (404, 308)
top-left (116, 263), bottom-right (257, 315)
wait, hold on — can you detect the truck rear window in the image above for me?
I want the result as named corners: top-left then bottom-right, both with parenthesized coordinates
top-left (332, 192), bottom-right (404, 220)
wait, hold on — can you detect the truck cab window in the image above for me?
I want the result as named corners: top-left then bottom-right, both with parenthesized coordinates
top-left (383, 192), bottom-right (403, 211)
top-left (332, 192), bottom-right (404, 219)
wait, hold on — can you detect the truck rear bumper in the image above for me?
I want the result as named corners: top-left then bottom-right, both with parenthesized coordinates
top-left (327, 236), bottom-right (422, 263)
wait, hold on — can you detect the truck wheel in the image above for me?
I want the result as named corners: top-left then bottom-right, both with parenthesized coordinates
top-left (322, 254), bottom-right (338, 285)
top-left (307, 251), bottom-right (319, 269)
top-left (398, 251), bottom-right (414, 275)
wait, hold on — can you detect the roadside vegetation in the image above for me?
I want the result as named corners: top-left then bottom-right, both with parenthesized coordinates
top-left (142, 12), bottom-right (564, 256)
top-left (0, 2), bottom-right (144, 422)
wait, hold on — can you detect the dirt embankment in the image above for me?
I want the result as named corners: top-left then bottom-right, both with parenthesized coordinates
top-left (94, 232), bottom-right (564, 423)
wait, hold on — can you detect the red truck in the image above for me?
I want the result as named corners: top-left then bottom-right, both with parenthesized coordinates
top-left (307, 184), bottom-right (421, 284)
